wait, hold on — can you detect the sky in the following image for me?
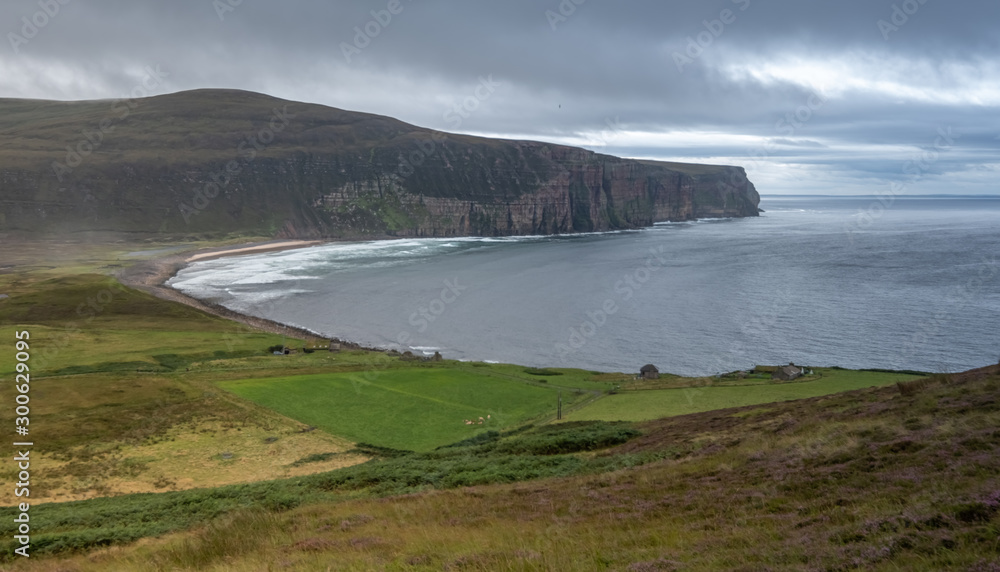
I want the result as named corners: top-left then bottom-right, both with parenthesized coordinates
top-left (1, 0), bottom-right (998, 195)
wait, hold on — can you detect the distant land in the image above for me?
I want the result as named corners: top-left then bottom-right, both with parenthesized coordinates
top-left (0, 89), bottom-right (759, 240)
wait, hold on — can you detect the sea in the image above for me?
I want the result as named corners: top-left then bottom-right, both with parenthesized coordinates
top-left (168, 196), bottom-right (1000, 376)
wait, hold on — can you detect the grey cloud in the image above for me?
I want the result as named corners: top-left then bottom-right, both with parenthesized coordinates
top-left (0, 0), bottom-right (997, 194)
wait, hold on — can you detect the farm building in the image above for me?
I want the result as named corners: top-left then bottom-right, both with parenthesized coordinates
top-left (640, 364), bottom-right (660, 380)
top-left (773, 363), bottom-right (805, 381)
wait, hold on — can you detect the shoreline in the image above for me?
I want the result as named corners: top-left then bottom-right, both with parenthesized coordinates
top-left (182, 240), bottom-right (323, 262)
top-left (115, 236), bottom-right (994, 377)
top-left (114, 230), bottom-right (670, 362)
top-left (116, 239), bottom-right (383, 351)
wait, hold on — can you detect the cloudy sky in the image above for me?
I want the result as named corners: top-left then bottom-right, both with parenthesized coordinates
top-left (2, 0), bottom-right (997, 195)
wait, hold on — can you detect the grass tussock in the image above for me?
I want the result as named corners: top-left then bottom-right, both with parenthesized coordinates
top-left (146, 508), bottom-right (281, 570)
top-left (897, 377), bottom-right (934, 397)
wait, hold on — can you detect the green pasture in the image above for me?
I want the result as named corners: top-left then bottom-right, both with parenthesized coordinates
top-left (455, 362), bottom-right (618, 392)
top-left (563, 368), bottom-right (926, 422)
top-left (219, 367), bottom-right (584, 451)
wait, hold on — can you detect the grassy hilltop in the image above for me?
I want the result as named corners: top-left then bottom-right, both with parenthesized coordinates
top-left (0, 89), bottom-right (759, 240)
top-left (0, 242), bottom-right (998, 570)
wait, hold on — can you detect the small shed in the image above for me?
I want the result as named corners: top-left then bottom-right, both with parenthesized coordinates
top-left (773, 363), bottom-right (804, 381)
top-left (328, 341), bottom-right (341, 353)
top-left (640, 364), bottom-right (660, 380)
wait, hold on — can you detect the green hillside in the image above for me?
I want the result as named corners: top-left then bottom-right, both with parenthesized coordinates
top-left (0, 89), bottom-right (759, 240)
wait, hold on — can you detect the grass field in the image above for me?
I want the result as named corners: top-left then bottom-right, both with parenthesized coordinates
top-left (0, 266), bottom-right (367, 504)
top-left (219, 368), bottom-right (588, 451)
top-left (563, 368), bottom-right (926, 422)
top-left (5, 367), bottom-right (999, 570)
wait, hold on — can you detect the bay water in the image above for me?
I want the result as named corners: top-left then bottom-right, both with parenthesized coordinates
top-left (168, 196), bottom-right (1000, 376)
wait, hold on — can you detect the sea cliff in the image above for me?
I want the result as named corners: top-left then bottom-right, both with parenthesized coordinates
top-left (0, 89), bottom-right (758, 239)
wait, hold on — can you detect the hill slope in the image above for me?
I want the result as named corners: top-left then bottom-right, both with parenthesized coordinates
top-left (0, 89), bottom-right (759, 239)
top-left (3, 366), bottom-right (998, 570)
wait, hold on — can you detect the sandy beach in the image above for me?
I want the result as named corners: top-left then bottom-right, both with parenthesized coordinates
top-left (116, 238), bottom-right (372, 349)
top-left (184, 240), bottom-right (322, 262)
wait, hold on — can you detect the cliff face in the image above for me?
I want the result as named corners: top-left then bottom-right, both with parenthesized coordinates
top-left (315, 143), bottom-right (758, 238)
top-left (0, 89), bottom-right (759, 239)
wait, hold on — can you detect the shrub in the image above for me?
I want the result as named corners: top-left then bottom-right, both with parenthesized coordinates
top-left (494, 422), bottom-right (640, 455)
top-left (524, 367), bottom-right (563, 376)
top-left (350, 443), bottom-right (413, 458)
top-left (897, 379), bottom-right (929, 397)
top-left (290, 452), bottom-right (339, 466)
top-left (437, 431), bottom-right (501, 450)
top-left (153, 354), bottom-right (187, 370)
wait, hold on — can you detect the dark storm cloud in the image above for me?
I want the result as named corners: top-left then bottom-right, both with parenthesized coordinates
top-left (1, 0), bottom-right (997, 194)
